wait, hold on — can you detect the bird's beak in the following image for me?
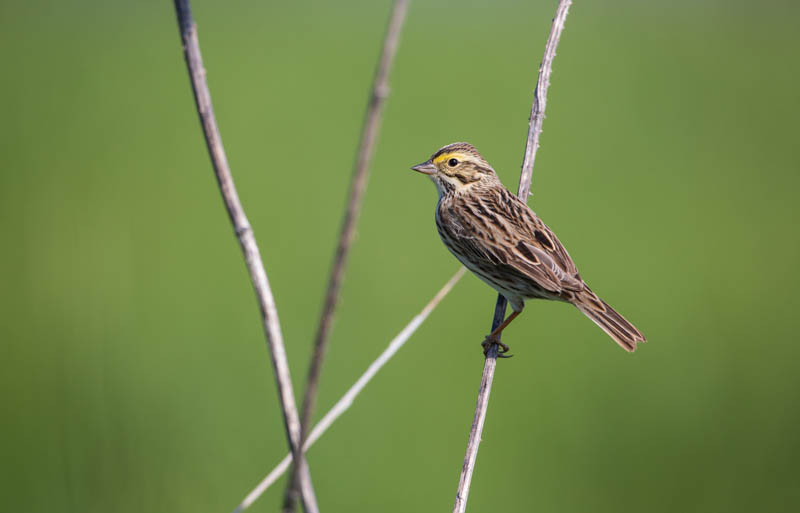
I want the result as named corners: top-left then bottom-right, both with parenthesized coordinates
top-left (411, 160), bottom-right (437, 175)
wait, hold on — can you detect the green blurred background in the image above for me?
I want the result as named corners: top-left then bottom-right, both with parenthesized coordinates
top-left (2, 0), bottom-right (799, 511)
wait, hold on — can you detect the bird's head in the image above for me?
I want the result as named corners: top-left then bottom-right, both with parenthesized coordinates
top-left (411, 142), bottom-right (498, 196)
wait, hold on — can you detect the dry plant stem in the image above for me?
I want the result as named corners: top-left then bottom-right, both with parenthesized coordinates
top-left (234, 268), bottom-right (466, 513)
top-left (518, 0), bottom-right (572, 200)
top-left (452, 2), bottom-right (572, 512)
top-left (452, 344), bottom-right (498, 513)
top-left (300, 0), bottom-right (410, 439)
top-left (285, 0), bottom-right (410, 510)
top-left (171, 2), bottom-right (319, 512)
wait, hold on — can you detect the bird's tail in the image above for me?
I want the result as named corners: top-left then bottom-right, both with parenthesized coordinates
top-left (572, 287), bottom-right (646, 352)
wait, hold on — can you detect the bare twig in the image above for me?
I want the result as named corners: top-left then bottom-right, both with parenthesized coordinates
top-left (234, 268), bottom-right (466, 513)
top-left (452, 2), bottom-right (572, 512)
top-left (285, 0), bottom-right (410, 510)
top-left (171, 2), bottom-right (319, 512)
top-left (518, 0), bottom-right (572, 200)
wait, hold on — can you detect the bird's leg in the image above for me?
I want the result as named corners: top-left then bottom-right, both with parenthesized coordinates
top-left (482, 310), bottom-right (521, 357)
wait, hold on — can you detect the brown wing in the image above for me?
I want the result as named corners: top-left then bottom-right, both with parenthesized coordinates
top-left (459, 186), bottom-right (584, 294)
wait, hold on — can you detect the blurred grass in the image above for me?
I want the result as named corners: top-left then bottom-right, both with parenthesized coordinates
top-left (1, 0), bottom-right (799, 512)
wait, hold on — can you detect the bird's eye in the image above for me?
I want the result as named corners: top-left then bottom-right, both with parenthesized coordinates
top-left (448, 158), bottom-right (459, 167)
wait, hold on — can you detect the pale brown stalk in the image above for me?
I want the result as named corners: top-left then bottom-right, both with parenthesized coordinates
top-left (284, 0), bottom-right (410, 511)
top-left (171, 2), bottom-right (319, 512)
top-left (452, 1), bottom-right (573, 512)
top-left (233, 268), bottom-right (465, 513)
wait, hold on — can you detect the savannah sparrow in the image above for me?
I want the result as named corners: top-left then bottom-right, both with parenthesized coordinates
top-left (412, 142), bottom-right (645, 353)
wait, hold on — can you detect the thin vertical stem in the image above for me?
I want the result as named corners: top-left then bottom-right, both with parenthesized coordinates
top-left (518, 0), bottom-right (573, 199)
top-left (452, 2), bottom-right (573, 512)
top-left (284, 0), bottom-right (410, 511)
top-left (171, 2), bottom-right (319, 512)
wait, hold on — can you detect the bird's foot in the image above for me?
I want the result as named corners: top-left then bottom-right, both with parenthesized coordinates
top-left (481, 335), bottom-right (513, 358)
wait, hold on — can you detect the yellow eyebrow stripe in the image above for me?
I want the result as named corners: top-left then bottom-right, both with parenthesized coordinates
top-left (433, 152), bottom-right (460, 165)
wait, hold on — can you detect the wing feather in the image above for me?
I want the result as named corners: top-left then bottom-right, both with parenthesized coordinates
top-left (478, 188), bottom-right (583, 293)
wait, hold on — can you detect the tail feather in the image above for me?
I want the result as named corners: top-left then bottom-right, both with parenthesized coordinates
top-left (573, 289), bottom-right (645, 352)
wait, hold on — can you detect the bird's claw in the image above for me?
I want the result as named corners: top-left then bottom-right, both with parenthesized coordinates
top-left (481, 335), bottom-right (513, 358)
